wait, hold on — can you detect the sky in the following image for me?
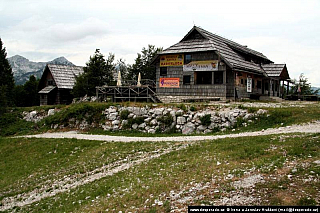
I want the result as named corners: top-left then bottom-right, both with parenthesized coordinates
top-left (1, 0), bottom-right (320, 86)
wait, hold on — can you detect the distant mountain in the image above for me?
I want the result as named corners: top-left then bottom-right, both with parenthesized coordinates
top-left (8, 55), bottom-right (74, 85)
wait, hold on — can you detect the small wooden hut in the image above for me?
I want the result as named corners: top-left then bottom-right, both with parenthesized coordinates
top-left (38, 64), bottom-right (84, 105)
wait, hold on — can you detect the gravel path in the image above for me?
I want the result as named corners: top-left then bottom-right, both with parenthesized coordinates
top-left (19, 121), bottom-right (320, 142)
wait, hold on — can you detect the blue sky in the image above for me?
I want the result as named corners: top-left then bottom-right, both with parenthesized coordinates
top-left (1, 0), bottom-right (320, 86)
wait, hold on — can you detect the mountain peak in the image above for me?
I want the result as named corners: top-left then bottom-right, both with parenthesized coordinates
top-left (9, 55), bottom-right (30, 63)
top-left (49, 56), bottom-right (74, 66)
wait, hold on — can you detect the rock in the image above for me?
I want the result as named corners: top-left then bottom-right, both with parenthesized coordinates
top-left (208, 123), bottom-right (218, 130)
top-left (132, 123), bottom-right (138, 130)
top-left (197, 125), bottom-right (207, 132)
top-left (204, 129), bottom-right (212, 134)
top-left (144, 117), bottom-right (151, 123)
top-left (313, 160), bottom-right (320, 165)
top-left (150, 119), bottom-right (158, 126)
top-left (108, 106), bottom-right (117, 113)
top-left (121, 120), bottom-right (128, 126)
top-left (177, 116), bottom-right (186, 125)
top-left (108, 112), bottom-right (118, 121)
top-left (148, 129), bottom-right (156, 134)
top-left (112, 120), bottom-right (120, 125)
top-left (182, 122), bottom-right (195, 134)
top-left (257, 109), bottom-right (267, 115)
top-left (138, 123), bottom-right (146, 129)
top-left (48, 109), bottom-right (55, 116)
top-left (154, 108), bottom-right (164, 115)
top-left (176, 109), bottom-right (184, 116)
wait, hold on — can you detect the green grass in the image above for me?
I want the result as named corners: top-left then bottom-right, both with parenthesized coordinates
top-left (1, 133), bottom-right (319, 212)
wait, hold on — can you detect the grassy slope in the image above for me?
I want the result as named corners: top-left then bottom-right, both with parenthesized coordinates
top-left (1, 102), bottom-right (320, 211)
top-left (1, 133), bottom-right (319, 212)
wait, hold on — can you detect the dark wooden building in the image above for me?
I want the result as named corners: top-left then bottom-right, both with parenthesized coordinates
top-left (153, 26), bottom-right (290, 102)
top-left (38, 64), bottom-right (84, 105)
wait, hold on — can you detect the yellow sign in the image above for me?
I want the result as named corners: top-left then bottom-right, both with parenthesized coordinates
top-left (183, 60), bottom-right (219, 71)
top-left (159, 78), bottom-right (180, 88)
top-left (160, 54), bottom-right (184, 67)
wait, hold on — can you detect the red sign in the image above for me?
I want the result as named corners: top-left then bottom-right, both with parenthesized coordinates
top-left (159, 78), bottom-right (180, 88)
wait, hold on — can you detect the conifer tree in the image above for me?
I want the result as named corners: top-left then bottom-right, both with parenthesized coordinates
top-left (0, 38), bottom-right (15, 112)
top-left (73, 49), bottom-right (115, 97)
top-left (127, 45), bottom-right (162, 81)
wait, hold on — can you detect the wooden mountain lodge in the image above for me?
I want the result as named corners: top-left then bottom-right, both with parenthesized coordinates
top-left (152, 26), bottom-right (290, 102)
top-left (38, 64), bottom-right (84, 105)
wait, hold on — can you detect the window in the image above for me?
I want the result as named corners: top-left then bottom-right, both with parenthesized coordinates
top-left (160, 67), bottom-right (167, 76)
top-left (257, 81), bottom-right (262, 89)
top-left (195, 71), bottom-right (212, 84)
top-left (214, 71), bottom-right (223, 84)
top-left (241, 79), bottom-right (244, 85)
top-left (185, 54), bottom-right (192, 64)
top-left (48, 80), bottom-right (54, 86)
top-left (183, 75), bottom-right (191, 85)
top-left (252, 79), bottom-right (255, 89)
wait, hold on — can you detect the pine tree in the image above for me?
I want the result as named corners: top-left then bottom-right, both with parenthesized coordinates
top-left (0, 38), bottom-right (15, 112)
top-left (73, 49), bottom-right (115, 97)
top-left (127, 45), bottom-right (162, 81)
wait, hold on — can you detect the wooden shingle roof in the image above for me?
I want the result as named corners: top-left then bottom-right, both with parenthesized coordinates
top-left (47, 64), bottom-right (84, 89)
top-left (160, 26), bottom-right (274, 75)
top-left (262, 64), bottom-right (289, 79)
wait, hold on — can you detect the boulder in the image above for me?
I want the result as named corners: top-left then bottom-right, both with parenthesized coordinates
top-left (108, 112), bottom-right (118, 121)
top-left (177, 116), bottom-right (186, 125)
top-left (182, 122), bottom-right (196, 135)
top-left (48, 109), bottom-right (55, 116)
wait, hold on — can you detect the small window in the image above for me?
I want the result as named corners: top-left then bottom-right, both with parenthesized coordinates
top-left (257, 81), bottom-right (262, 89)
top-left (48, 80), bottom-right (54, 86)
top-left (252, 79), bottom-right (255, 89)
top-left (185, 54), bottom-right (192, 64)
top-left (214, 71), bottom-right (223, 84)
top-left (183, 75), bottom-right (191, 85)
top-left (160, 67), bottom-right (167, 76)
top-left (241, 79), bottom-right (244, 85)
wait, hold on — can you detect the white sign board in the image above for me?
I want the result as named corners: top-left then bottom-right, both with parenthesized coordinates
top-left (183, 60), bottom-right (219, 71)
top-left (247, 77), bottom-right (252, 93)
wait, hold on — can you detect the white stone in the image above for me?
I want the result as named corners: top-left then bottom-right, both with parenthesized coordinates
top-left (112, 120), bottom-right (120, 125)
top-left (132, 123), bottom-right (138, 130)
top-left (182, 122), bottom-right (195, 134)
top-left (108, 112), bottom-right (118, 121)
top-left (177, 116), bottom-right (186, 125)
top-left (48, 109), bottom-right (55, 116)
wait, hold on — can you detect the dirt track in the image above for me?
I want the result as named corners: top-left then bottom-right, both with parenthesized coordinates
top-left (20, 121), bottom-right (320, 142)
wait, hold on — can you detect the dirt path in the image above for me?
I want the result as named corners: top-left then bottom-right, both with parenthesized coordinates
top-left (0, 143), bottom-right (190, 211)
top-left (19, 121), bottom-right (320, 142)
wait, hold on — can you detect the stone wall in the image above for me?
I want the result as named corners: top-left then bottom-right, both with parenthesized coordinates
top-left (22, 105), bottom-right (267, 135)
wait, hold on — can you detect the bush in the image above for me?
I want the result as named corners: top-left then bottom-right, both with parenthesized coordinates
top-left (132, 116), bottom-right (144, 125)
top-left (177, 103), bottom-right (187, 111)
top-left (200, 114), bottom-right (211, 126)
top-left (157, 114), bottom-right (173, 126)
top-left (120, 110), bottom-right (130, 120)
top-left (190, 105), bottom-right (196, 112)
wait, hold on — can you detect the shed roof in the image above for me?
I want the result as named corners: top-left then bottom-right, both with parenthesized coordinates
top-left (262, 64), bottom-right (290, 79)
top-left (160, 26), bottom-right (274, 75)
top-left (38, 85), bottom-right (56, 94)
top-left (46, 64), bottom-right (84, 89)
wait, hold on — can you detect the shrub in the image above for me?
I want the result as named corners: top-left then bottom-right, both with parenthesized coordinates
top-left (190, 105), bottom-right (196, 112)
top-left (157, 114), bottom-right (173, 126)
top-left (177, 103), bottom-right (187, 111)
top-left (132, 116), bottom-right (144, 125)
top-left (200, 114), bottom-right (211, 126)
top-left (120, 110), bottom-right (130, 120)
